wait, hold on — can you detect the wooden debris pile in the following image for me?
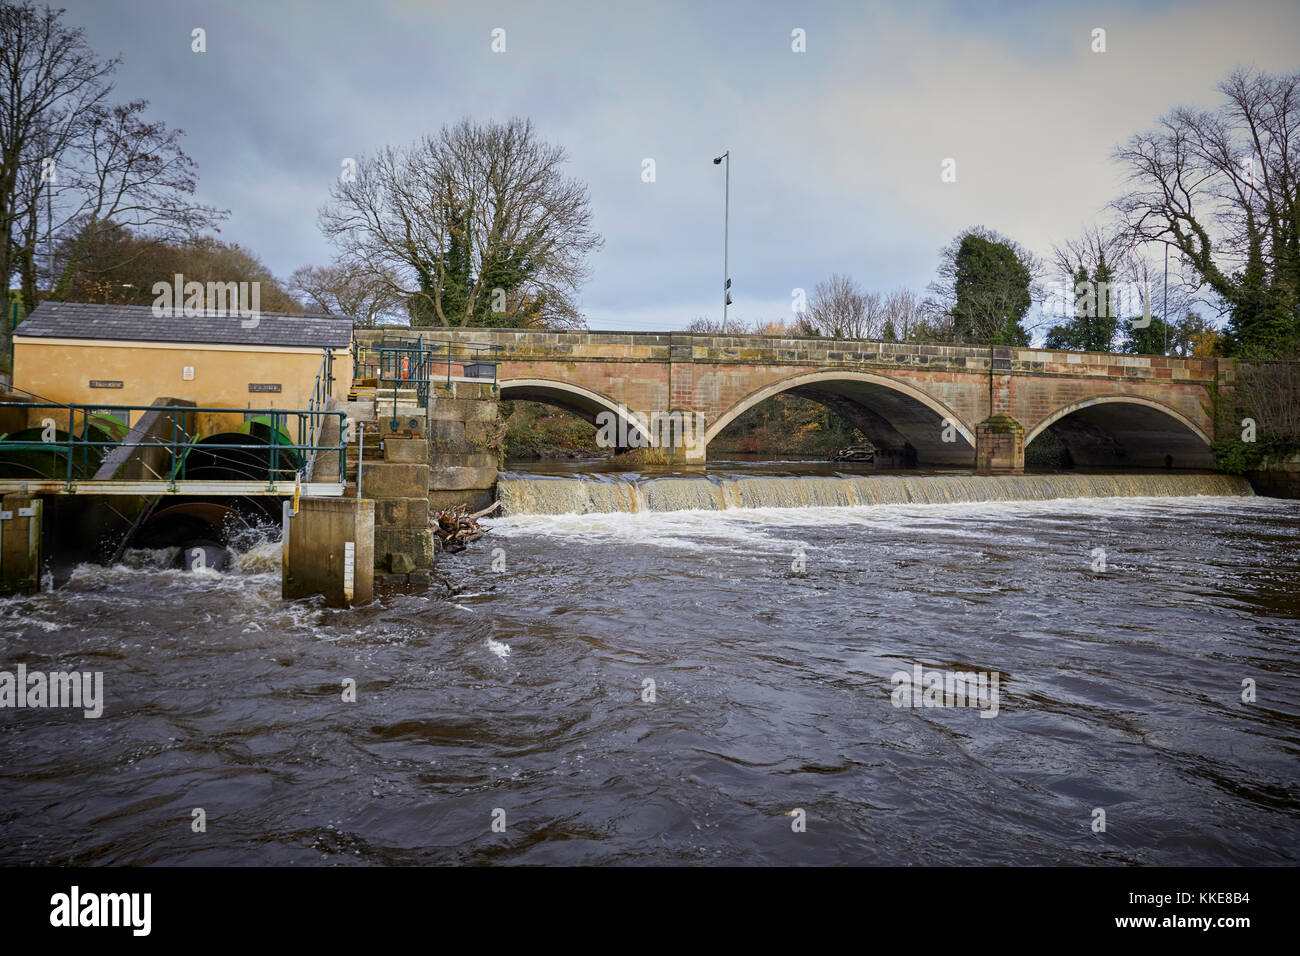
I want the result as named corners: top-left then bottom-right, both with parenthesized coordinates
top-left (432, 500), bottom-right (501, 553)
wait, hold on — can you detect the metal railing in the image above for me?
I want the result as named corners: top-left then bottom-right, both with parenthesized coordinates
top-left (354, 333), bottom-right (503, 407)
top-left (302, 349), bottom-right (334, 480)
top-left (0, 400), bottom-right (347, 488)
top-left (379, 341), bottom-right (435, 407)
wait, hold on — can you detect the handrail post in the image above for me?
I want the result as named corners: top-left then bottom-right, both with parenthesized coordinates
top-left (269, 412), bottom-right (278, 490)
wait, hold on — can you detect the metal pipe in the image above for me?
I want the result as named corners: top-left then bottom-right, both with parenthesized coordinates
top-left (357, 422), bottom-right (364, 499)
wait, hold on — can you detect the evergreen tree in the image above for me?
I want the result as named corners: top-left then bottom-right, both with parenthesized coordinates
top-left (1043, 261), bottom-right (1118, 352)
top-left (1085, 253), bottom-right (1119, 351)
top-left (950, 234), bottom-right (1033, 345)
top-left (1120, 314), bottom-right (1172, 355)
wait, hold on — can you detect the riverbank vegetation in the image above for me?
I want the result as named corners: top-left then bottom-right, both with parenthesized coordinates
top-left (500, 401), bottom-right (604, 460)
top-left (1212, 360), bottom-right (1300, 474)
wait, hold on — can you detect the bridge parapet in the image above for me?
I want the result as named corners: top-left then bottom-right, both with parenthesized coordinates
top-left (402, 328), bottom-right (1224, 384)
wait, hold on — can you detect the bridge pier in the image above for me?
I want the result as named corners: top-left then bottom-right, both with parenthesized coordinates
top-left (975, 416), bottom-right (1026, 474)
top-left (669, 445), bottom-right (709, 466)
top-left (428, 381), bottom-right (499, 514)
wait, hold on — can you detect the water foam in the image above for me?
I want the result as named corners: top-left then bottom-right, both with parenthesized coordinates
top-left (497, 472), bottom-right (1253, 516)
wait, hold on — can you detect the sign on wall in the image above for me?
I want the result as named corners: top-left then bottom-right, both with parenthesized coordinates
top-left (89, 380), bottom-right (123, 389)
top-left (248, 383), bottom-right (282, 393)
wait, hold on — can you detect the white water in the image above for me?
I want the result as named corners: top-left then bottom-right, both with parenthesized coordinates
top-left (497, 472), bottom-right (1254, 516)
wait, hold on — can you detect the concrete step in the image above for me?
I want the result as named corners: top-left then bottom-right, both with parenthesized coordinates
top-left (336, 400), bottom-right (377, 421)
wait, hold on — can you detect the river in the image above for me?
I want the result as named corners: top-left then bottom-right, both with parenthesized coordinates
top-left (1, 468), bottom-right (1297, 865)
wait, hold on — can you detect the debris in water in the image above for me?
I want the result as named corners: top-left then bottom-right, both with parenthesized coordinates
top-left (432, 501), bottom-right (501, 553)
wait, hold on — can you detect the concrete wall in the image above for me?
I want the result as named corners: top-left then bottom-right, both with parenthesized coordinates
top-left (283, 497), bottom-right (374, 607)
top-left (1249, 454), bottom-right (1300, 498)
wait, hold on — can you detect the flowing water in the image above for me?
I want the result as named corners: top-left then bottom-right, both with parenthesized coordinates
top-left (497, 469), bottom-right (1254, 515)
top-left (1, 471), bottom-right (1298, 865)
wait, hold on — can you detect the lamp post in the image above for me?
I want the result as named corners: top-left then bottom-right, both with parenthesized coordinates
top-left (713, 151), bottom-right (730, 327)
top-left (1163, 243), bottom-right (1169, 356)
top-left (1145, 238), bottom-right (1177, 355)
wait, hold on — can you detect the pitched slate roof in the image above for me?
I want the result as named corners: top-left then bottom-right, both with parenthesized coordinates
top-left (15, 301), bottom-right (353, 349)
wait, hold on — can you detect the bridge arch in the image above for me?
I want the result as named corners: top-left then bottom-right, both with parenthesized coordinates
top-left (498, 378), bottom-right (652, 448)
top-left (705, 370), bottom-right (976, 465)
top-left (1026, 395), bottom-right (1213, 469)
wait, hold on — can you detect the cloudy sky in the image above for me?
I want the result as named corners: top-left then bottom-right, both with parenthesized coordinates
top-left (58, 0), bottom-right (1300, 331)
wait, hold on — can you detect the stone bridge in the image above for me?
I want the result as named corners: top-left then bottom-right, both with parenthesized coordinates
top-left (376, 330), bottom-right (1232, 472)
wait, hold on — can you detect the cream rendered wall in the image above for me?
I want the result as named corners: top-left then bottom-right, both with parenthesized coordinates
top-left (12, 339), bottom-right (353, 438)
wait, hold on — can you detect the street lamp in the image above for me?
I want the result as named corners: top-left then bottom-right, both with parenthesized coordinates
top-left (1144, 237), bottom-right (1179, 355)
top-left (1162, 242), bottom-right (1168, 356)
top-left (713, 151), bottom-right (730, 327)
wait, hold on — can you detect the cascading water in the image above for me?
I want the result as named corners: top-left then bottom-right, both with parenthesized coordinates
top-left (497, 471), bottom-right (1254, 515)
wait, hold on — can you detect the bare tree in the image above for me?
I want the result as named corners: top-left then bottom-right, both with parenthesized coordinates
top-left (0, 1), bottom-right (116, 340)
top-left (1047, 225), bottom-right (1198, 331)
top-left (911, 297), bottom-right (957, 343)
top-left (48, 224), bottom-right (297, 311)
top-left (684, 314), bottom-right (749, 334)
top-left (1113, 69), bottom-right (1300, 355)
top-left (320, 117), bottom-right (602, 330)
top-left (1234, 360), bottom-right (1300, 446)
top-left (45, 100), bottom-right (227, 300)
top-left (290, 263), bottom-right (403, 327)
top-left (1050, 224), bottom-right (1127, 281)
top-left (880, 287), bottom-right (923, 340)
top-left (751, 318), bottom-right (797, 335)
top-left (802, 273), bottom-right (884, 339)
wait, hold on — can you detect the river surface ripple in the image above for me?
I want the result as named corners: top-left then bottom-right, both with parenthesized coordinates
top-left (1, 494), bottom-right (1298, 865)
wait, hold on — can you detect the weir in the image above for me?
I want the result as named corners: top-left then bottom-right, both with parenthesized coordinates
top-left (496, 472), bottom-right (1254, 516)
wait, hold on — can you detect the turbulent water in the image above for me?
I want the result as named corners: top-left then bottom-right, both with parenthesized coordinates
top-left (1, 474), bottom-right (1298, 865)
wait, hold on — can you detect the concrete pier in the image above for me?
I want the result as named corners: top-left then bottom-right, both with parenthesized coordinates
top-left (975, 416), bottom-right (1026, 474)
top-left (428, 380), bottom-right (499, 513)
top-left (0, 494), bottom-right (43, 595)
top-left (282, 497), bottom-right (374, 607)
